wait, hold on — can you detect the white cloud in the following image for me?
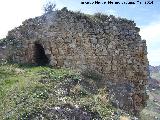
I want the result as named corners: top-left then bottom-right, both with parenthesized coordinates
top-left (140, 22), bottom-right (160, 41)
top-left (106, 9), bottom-right (118, 16)
top-left (0, 0), bottom-right (43, 39)
top-left (140, 20), bottom-right (160, 66)
top-left (148, 49), bottom-right (160, 66)
top-left (107, 9), bottom-right (117, 15)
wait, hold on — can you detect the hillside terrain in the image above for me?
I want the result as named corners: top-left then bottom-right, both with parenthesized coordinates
top-left (1, 63), bottom-right (138, 120)
top-left (1, 62), bottom-right (160, 120)
top-left (149, 65), bottom-right (160, 74)
top-left (0, 37), bottom-right (156, 119)
top-left (140, 65), bottom-right (160, 120)
top-left (1, 8), bottom-right (149, 116)
top-left (0, 8), bottom-right (153, 120)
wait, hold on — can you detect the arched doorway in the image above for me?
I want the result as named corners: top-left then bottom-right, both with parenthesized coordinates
top-left (34, 43), bottom-right (49, 66)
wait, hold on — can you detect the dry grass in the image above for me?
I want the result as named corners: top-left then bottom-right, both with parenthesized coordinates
top-left (120, 116), bottom-right (130, 120)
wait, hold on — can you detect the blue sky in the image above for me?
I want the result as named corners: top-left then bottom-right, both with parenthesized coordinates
top-left (0, 0), bottom-right (159, 66)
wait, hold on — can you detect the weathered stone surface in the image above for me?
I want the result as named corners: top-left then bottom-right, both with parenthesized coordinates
top-left (2, 8), bottom-right (149, 116)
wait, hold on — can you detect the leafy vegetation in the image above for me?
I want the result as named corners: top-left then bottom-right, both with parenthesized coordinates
top-left (150, 72), bottom-right (160, 81)
top-left (0, 63), bottom-right (119, 119)
top-left (0, 38), bottom-right (7, 46)
top-left (140, 72), bottom-right (160, 120)
top-left (43, 2), bottom-right (56, 14)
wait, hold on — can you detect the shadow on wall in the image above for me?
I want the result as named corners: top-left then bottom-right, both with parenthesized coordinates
top-left (34, 42), bottom-right (50, 66)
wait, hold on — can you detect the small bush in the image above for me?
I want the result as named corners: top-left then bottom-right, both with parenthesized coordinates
top-left (94, 12), bottom-right (108, 21)
top-left (81, 69), bottom-right (102, 81)
top-left (43, 2), bottom-right (56, 14)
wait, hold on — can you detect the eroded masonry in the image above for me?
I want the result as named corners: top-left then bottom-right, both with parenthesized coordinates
top-left (4, 8), bottom-right (149, 114)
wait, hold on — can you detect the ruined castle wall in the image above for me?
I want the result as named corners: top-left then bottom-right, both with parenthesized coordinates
top-left (5, 9), bottom-right (149, 114)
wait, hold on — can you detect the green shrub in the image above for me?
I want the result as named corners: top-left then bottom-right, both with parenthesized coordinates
top-left (81, 69), bottom-right (102, 81)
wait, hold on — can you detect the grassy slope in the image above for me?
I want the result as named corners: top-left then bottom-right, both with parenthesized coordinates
top-left (0, 63), bottom-right (121, 120)
top-left (140, 72), bottom-right (160, 120)
top-left (150, 72), bottom-right (160, 81)
top-left (0, 64), bottom-right (75, 119)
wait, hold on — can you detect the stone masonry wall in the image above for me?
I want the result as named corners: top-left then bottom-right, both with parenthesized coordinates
top-left (5, 8), bottom-right (149, 115)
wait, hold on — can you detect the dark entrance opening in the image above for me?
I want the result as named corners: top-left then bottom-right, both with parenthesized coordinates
top-left (34, 43), bottom-right (49, 66)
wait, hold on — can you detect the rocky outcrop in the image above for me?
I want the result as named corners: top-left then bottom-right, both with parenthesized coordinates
top-left (19, 103), bottom-right (102, 120)
top-left (4, 8), bottom-right (149, 115)
top-left (149, 65), bottom-right (160, 73)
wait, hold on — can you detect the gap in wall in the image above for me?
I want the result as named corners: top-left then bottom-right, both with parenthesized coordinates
top-left (34, 42), bottom-right (50, 66)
